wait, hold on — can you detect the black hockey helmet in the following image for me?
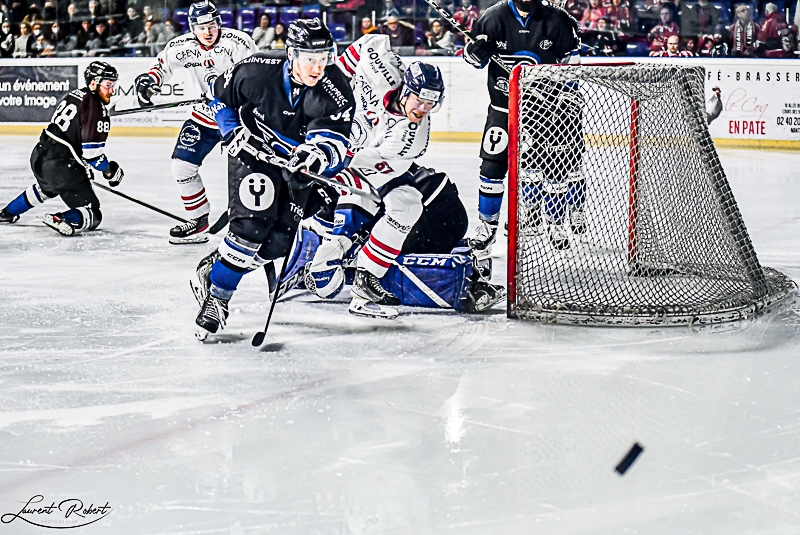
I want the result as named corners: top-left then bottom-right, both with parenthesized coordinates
top-left (84, 61), bottom-right (118, 88)
top-left (401, 61), bottom-right (445, 104)
top-left (286, 18), bottom-right (335, 65)
top-left (188, 0), bottom-right (221, 32)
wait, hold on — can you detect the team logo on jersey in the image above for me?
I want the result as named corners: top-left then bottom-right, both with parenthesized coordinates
top-left (540, 39), bottom-right (553, 50)
top-left (483, 127), bottom-right (508, 155)
top-left (239, 173), bottom-right (275, 211)
top-left (179, 123), bottom-right (201, 147)
top-left (203, 57), bottom-right (215, 69)
top-left (495, 77), bottom-right (509, 95)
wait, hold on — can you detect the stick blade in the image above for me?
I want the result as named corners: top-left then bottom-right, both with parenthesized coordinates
top-left (251, 331), bottom-right (266, 347)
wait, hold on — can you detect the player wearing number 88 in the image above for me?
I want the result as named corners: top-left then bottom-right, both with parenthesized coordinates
top-left (0, 61), bottom-right (123, 235)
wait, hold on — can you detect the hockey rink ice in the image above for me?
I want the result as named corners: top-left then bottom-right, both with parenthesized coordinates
top-left (1, 136), bottom-right (799, 534)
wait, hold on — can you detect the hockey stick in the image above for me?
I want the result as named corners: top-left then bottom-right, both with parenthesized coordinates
top-left (91, 180), bottom-right (188, 223)
top-left (420, 0), bottom-right (512, 75)
top-left (108, 98), bottom-right (205, 117)
top-left (252, 254), bottom-right (290, 347)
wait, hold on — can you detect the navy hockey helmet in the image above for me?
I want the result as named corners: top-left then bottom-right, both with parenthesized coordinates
top-left (286, 18), bottom-right (335, 65)
top-left (401, 62), bottom-right (445, 105)
top-left (84, 61), bottom-right (118, 88)
top-left (188, 0), bottom-right (221, 32)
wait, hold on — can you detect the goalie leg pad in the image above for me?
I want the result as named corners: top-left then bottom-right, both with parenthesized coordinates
top-left (306, 233), bottom-right (351, 299)
top-left (543, 180), bottom-right (569, 225)
top-left (383, 253), bottom-right (475, 311)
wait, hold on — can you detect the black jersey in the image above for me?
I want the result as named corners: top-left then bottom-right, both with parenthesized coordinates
top-left (43, 88), bottom-right (111, 170)
top-left (472, 0), bottom-right (580, 109)
top-left (214, 55), bottom-right (355, 175)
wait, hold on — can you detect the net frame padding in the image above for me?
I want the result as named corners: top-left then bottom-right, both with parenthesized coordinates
top-left (507, 64), bottom-right (796, 326)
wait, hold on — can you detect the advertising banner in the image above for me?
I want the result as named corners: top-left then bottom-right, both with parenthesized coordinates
top-left (0, 65), bottom-right (78, 122)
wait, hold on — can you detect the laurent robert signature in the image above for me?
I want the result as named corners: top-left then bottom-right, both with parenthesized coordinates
top-left (1, 495), bottom-right (112, 528)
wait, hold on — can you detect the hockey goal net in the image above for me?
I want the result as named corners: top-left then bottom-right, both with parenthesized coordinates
top-left (507, 64), bottom-right (796, 325)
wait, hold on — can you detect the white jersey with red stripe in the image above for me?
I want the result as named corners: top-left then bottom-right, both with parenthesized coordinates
top-left (146, 28), bottom-right (257, 128)
top-left (336, 34), bottom-right (431, 189)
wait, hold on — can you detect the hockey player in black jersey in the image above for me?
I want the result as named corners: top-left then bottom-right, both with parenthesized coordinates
top-left (193, 18), bottom-right (355, 340)
top-left (0, 61), bottom-right (124, 236)
top-left (463, 0), bottom-right (581, 255)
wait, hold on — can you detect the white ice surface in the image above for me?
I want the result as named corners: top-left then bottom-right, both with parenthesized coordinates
top-left (1, 137), bottom-right (800, 534)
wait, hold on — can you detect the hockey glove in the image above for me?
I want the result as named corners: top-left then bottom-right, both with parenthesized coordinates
top-left (135, 73), bottom-right (161, 108)
top-left (226, 126), bottom-right (277, 169)
top-left (464, 35), bottom-right (495, 69)
top-left (286, 143), bottom-right (329, 176)
top-left (103, 161), bottom-right (124, 187)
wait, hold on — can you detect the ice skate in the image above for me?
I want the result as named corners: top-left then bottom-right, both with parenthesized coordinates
top-left (0, 208), bottom-right (19, 224)
top-left (190, 250), bottom-right (220, 305)
top-left (468, 220), bottom-right (498, 259)
top-left (348, 268), bottom-right (400, 319)
top-left (548, 222), bottom-right (570, 250)
top-left (42, 213), bottom-right (75, 236)
top-left (170, 214), bottom-right (209, 244)
top-left (195, 294), bottom-right (229, 341)
top-left (470, 280), bottom-right (507, 312)
top-left (570, 207), bottom-right (586, 235)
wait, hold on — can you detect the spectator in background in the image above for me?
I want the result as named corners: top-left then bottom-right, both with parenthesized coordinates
top-left (86, 19), bottom-right (111, 52)
top-left (361, 17), bottom-right (378, 35)
top-left (88, 0), bottom-right (104, 24)
top-left (136, 18), bottom-right (159, 47)
top-left (700, 24), bottom-right (729, 55)
top-left (648, 6), bottom-right (679, 50)
top-left (453, 0), bottom-right (480, 32)
top-left (581, 0), bottom-right (607, 29)
top-left (681, 0), bottom-right (719, 39)
top-left (251, 14), bottom-right (275, 50)
top-left (649, 33), bottom-right (694, 55)
top-left (160, 19), bottom-right (179, 41)
top-left (608, 0), bottom-right (632, 32)
top-left (22, 3), bottom-right (42, 25)
top-left (13, 21), bottom-right (33, 57)
top-left (380, 15), bottom-right (414, 46)
top-left (48, 21), bottom-right (65, 46)
top-left (584, 17), bottom-right (624, 54)
top-left (65, 4), bottom-right (81, 34)
top-left (380, 0), bottom-right (401, 19)
top-left (31, 21), bottom-right (43, 40)
top-left (76, 19), bottom-right (96, 48)
top-left (729, 3), bottom-right (758, 56)
top-left (429, 19), bottom-right (455, 49)
top-left (42, 1), bottom-right (57, 22)
top-left (566, 0), bottom-right (589, 20)
top-left (758, 2), bottom-right (794, 56)
top-left (270, 22), bottom-right (287, 49)
top-left (125, 7), bottom-right (144, 43)
top-left (0, 21), bottom-right (14, 58)
top-left (107, 16), bottom-right (125, 39)
top-left (33, 32), bottom-right (56, 55)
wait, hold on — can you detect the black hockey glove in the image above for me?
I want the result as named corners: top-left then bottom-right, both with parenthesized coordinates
top-left (103, 161), bottom-right (124, 187)
top-left (286, 143), bottom-right (330, 176)
top-left (135, 73), bottom-right (161, 108)
top-left (464, 35), bottom-right (495, 69)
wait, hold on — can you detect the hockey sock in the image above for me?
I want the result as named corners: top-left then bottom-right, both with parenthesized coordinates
top-left (478, 175), bottom-right (504, 223)
top-left (6, 184), bottom-right (50, 216)
top-left (61, 207), bottom-right (99, 232)
top-left (172, 159), bottom-right (210, 217)
top-left (210, 232), bottom-right (261, 300)
top-left (209, 260), bottom-right (248, 300)
top-left (544, 181), bottom-right (569, 224)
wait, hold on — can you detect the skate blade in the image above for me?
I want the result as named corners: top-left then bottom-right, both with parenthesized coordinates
top-left (170, 234), bottom-right (209, 245)
top-left (474, 287), bottom-right (508, 313)
top-left (189, 277), bottom-right (208, 306)
top-left (41, 215), bottom-right (74, 236)
top-left (195, 326), bottom-right (211, 342)
top-left (348, 297), bottom-right (398, 320)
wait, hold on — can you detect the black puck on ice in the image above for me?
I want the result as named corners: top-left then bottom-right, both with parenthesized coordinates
top-left (615, 442), bottom-right (644, 475)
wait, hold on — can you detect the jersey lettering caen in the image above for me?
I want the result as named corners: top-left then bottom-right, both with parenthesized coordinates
top-left (471, 0), bottom-right (580, 111)
top-left (337, 34), bottom-right (431, 189)
top-left (45, 88), bottom-right (111, 171)
top-left (147, 28), bottom-right (257, 127)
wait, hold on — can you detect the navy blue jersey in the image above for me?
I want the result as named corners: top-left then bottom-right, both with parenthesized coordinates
top-left (44, 88), bottom-right (111, 170)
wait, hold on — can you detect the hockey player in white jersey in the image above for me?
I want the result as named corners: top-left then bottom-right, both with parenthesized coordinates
top-left (134, 0), bottom-right (256, 244)
top-left (304, 34), bottom-right (455, 318)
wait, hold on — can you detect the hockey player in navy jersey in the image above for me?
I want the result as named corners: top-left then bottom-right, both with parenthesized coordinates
top-left (193, 18), bottom-right (355, 340)
top-left (463, 0), bottom-right (581, 254)
top-left (134, 0), bottom-right (257, 244)
top-left (0, 62), bottom-right (124, 236)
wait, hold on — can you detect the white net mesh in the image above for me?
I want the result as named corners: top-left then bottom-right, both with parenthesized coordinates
top-left (509, 64), bottom-right (795, 325)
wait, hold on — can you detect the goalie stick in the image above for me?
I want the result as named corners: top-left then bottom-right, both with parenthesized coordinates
top-left (420, 0), bottom-right (512, 75)
top-left (107, 98), bottom-right (206, 117)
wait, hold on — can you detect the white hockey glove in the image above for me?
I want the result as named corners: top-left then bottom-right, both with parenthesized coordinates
top-left (286, 143), bottom-right (329, 176)
top-left (134, 73), bottom-right (161, 108)
top-left (103, 161), bottom-right (124, 187)
top-left (226, 126), bottom-right (276, 168)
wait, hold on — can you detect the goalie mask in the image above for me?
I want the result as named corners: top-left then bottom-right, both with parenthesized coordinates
top-left (286, 18), bottom-right (335, 68)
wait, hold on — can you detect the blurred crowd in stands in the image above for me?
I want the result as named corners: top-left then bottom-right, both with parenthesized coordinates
top-left (1, 0), bottom-right (798, 58)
